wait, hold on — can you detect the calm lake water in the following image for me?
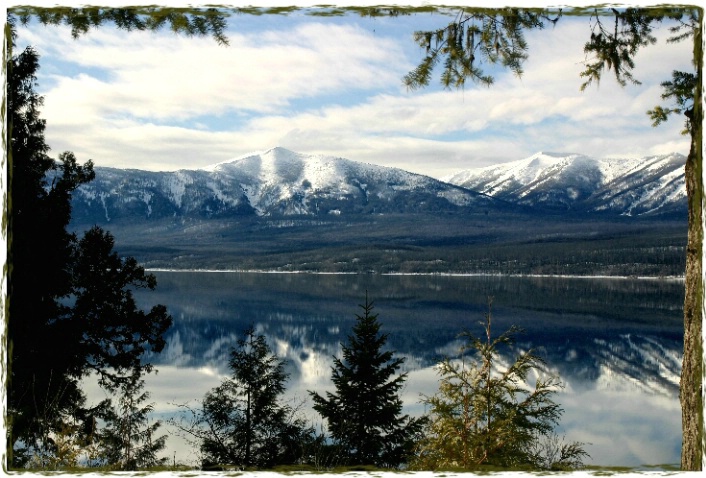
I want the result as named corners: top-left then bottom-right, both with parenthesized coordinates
top-left (87, 272), bottom-right (684, 468)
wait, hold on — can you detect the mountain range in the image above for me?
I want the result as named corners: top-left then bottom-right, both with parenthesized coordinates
top-left (67, 148), bottom-right (687, 275)
top-left (70, 147), bottom-right (686, 225)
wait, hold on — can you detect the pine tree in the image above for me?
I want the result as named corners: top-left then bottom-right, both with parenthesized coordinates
top-left (174, 327), bottom-right (316, 469)
top-left (99, 371), bottom-right (167, 470)
top-left (6, 10), bottom-right (229, 464)
top-left (6, 44), bottom-right (171, 468)
top-left (71, 226), bottom-right (172, 391)
top-left (411, 298), bottom-right (587, 471)
top-left (5, 8), bottom-right (225, 468)
top-left (7, 45), bottom-right (96, 464)
top-left (310, 295), bottom-right (424, 468)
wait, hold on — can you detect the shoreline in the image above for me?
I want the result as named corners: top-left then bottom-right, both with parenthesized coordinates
top-left (144, 268), bottom-right (685, 281)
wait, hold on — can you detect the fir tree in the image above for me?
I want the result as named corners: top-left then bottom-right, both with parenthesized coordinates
top-left (310, 294), bottom-right (424, 468)
top-left (411, 298), bottom-right (588, 471)
top-left (7, 47), bottom-right (95, 463)
top-left (173, 327), bottom-right (316, 469)
top-left (99, 371), bottom-right (167, 470)
top-left (6, 43), bottom-right (171, 468)
top-left (71, 226), bottom-right (172, 391)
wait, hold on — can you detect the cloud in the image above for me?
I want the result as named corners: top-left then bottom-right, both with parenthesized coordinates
top-left (23, 20), bottom-right (408, 120)
top-left (559, 387), bottom-right (680, 466)
top-left (44, 118), bottom-right (243, 172)
top-left (14, 10), bottom-right (694, 178)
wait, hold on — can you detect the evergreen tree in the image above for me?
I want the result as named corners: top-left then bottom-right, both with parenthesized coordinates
top-left (4, 7), bottom-right (223, 467)
top-left (99, 371), bottom-right (167, 470)
top-left (7, 45), bottom-right (95, 464)
top-left (310, 295), bottom-right (424, 468)
top-left (6, 44), bottom-right (171, 468)
top-left (71, 226), bottom-right (172, 391)
top-left (411, 299), bottom-right (587, 471)
top-left (403, 9), bottom-right (557, 90)
top-left (173, 327), bottom-right (316, 469)
top-left (8, 6), bottom-right (229, 45)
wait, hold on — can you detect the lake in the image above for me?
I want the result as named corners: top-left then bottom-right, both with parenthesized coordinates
top-left (85, 271), bottom-right (684, 469)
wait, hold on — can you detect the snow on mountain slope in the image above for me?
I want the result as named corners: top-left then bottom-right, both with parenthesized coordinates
top-left (587, 153), bottom-right (687, 216)
top-left (71, 147), bottom-right (495, 223)
top-left (202, 147), bottom-right (493, 216)
top-left (70, 148), bottom-right (686, 225)
top-left (443, 152), bottom-right (686, 216)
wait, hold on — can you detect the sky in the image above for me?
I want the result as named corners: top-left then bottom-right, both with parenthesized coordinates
top-left (8, 2), bottom-right (695, 179)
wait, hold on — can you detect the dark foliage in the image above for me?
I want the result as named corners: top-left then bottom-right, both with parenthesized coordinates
top-left (72, 226), bottom-right (172, 390)
top-left (403, 8), bottom-right (561, 89)
top-left (8, 6), bottom-right (229, 45)
top-left (310, 295), bottom-right (425, 468)
top-left (172, 327), bottom-right (318, 469)
top-left (7, 46), bottom-right (94, 462)
top-left (7, 44), bottom-right (171, 468)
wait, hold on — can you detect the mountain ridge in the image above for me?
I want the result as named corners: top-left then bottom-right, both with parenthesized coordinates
top-left (70, 148), bottom-right (686, 226)
top-left (64, 147), bottom-right (687, 276)
top-left (71, 147), bottom-right (506, 224)
top-left (442, 151), bottom-right (686, 216)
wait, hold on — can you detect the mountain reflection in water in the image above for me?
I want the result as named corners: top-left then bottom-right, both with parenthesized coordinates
top-left (124, 272), bottom-right (683, 468)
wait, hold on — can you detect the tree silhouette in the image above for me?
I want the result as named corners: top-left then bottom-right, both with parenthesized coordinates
top-left (6, 23), bottom-right (171, 469)
top-left (172, 327), bottom-right (316, 469)
top-left (310, 295), bottom-right (424, 468)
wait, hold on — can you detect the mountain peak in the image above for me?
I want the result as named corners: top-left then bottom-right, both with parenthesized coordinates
top-left (202, 147), bottom-right (282, 171)
top-left (530, 151), bottom-right (581, 159)
top-left (264, 146), bottom-right (297, 155)
top-left (259, 146), bottom-right (302, 161)
top-left (203, 147), bottom-right (335, 174)
top-left (72, 148), bottom-right (500, 221)
top-left (444, 152), bottom-right (686, 217)
top-left (527, 151), bottom-right (581, 160)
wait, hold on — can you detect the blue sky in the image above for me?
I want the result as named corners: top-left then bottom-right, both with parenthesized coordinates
top-left (9, 2), bottom-right (694, 178)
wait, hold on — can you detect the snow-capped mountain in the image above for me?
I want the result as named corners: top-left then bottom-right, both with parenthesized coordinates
top-left (442, 152), bottom-right (686, 217)
top-left (70, 148), bottom-right (687, 226)
top-left (71, 147), bottom-right (498, 224)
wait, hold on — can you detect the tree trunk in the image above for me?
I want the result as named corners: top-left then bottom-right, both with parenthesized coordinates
top-left (680, 12), bottom-right (703, 470)
top-left (246, 389), bottom-right (251, 467)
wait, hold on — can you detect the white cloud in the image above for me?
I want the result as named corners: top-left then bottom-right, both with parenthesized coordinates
top-left (24, 20), bottom-right (408, 119)
top-left (14, 9), bottom-right (694, 178)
